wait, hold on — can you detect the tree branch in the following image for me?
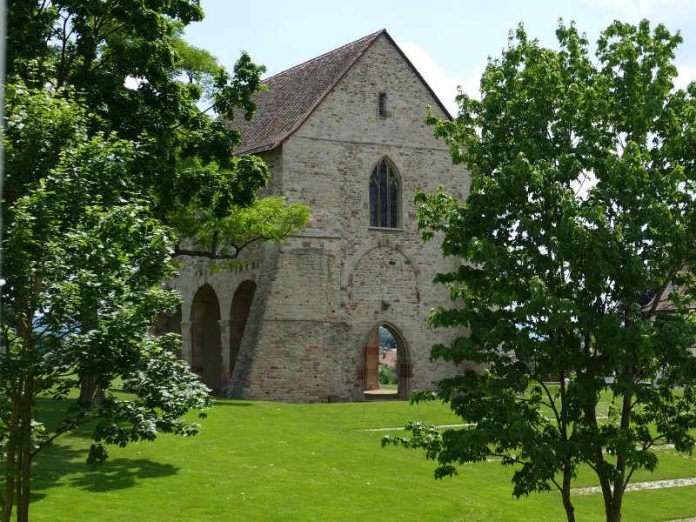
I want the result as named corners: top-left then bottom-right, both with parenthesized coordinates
top-left (173, 245), bottom-right (239, 260)
top-left (581, 457), bottom-right (599, 474)
top-left (31, 414), bottom-right (93, 459)
top-left (56, 11), bottom-right (74, 88)
top-left (173, 234), bottom-right (267, 260)
top-left (230, 235), bottom-right (267, 256)
top-left (623, 468), bottom-right (635, 489)
top-left (536, 377), bottom-right (562, 429)
top-left (550, 477), bottom-right (563, 493)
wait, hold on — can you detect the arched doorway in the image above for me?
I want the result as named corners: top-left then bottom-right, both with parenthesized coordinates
top-left (229, 280), bottom-right (256, 377)
top-left (363, 323), bottom-right (411, 400)
top-left (190, 284), bottom-right (222, 392)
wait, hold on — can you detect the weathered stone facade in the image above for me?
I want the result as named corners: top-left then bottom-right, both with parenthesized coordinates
top-left (168, 30), bottom-right (471, 402)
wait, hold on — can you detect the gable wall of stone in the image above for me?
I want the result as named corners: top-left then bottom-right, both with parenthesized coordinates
top-left (238, 35), bottom-right (472, 400)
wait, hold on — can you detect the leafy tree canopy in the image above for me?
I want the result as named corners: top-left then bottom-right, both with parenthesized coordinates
top-left (2, 82), bottom-right (212, 522)
top-left (385, 20), bottom-right (696, 522)
top-left (1, 2), bottom-right (308, 521)
top-left (5, 0), bottom-right (309, 255)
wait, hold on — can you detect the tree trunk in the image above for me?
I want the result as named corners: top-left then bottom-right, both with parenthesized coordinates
top-left (605, 367), bottom-right (632, 522)
top-left (1, 439), bottom-right (16, 522)
top-left (558, 373), bottom-right (575, 522)
top-left (2, 390), bottom-right (20, 522)
top-left (3, 314), bottom-right (31, 522)
top-left (606, 486), bottom-right (624, 522)
top-left (78, 313), bottom-right (104, 405)
top-left (79, 374), bottom-right (104, 405)
top-left (561, 491), bottom-right (576, 522)
top-left (16, 376), bottom-right (34, 522)
top-left (561, 460), bottom-right (576, 522)
top-left (586, 399), bottom-right (613, 518)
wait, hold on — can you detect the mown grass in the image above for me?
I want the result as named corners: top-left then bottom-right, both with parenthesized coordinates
top-left (19, 398), bottom-right (696, 521)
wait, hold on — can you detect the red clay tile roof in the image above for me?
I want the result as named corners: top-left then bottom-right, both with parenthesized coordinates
top-left (231, 29), bottom-right (452, 155)
top-left (648, 283), bottom-right (695, 313)
top-left (641, 268), bottom-right (695, 314)
top-left (232, 30), bottom-right (383, 155)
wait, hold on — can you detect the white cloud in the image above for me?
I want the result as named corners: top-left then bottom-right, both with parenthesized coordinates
top-left (675, 65), bottom-right (696, 89)
top-left (458, 66), bottom-right (484, 103)
top-left (398, 41), bottom-right (482, 116)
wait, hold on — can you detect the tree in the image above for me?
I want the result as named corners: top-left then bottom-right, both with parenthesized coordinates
top-left (1, 2), bottom-right (308, 520)
top-left (384, 20), bottom-right (696, 522)
top-left (1, 83), bottom-right (213, 522)
top-left (6, 0), bottom-right (308, 263)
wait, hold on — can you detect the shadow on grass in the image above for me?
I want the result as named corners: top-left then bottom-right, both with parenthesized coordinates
top-left (30, 441), bottom-right (179, 502)
top-left (68, 458), bottom-right (178, 492)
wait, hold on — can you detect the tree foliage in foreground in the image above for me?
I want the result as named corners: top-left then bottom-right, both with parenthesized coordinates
top-left (5, 0), bottom-right (309, 260)
top-left (385, 20), bottom-right (696, 522)
top-left (1, 1), bottom-right (309, 521)
top-left (1, 83), bottom-right (212, 522)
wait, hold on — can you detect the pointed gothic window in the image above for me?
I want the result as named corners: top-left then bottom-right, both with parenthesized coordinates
top-left (369, 159), bottom-right (400, 228)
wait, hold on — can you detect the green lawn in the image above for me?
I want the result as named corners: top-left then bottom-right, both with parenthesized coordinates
top-left (22, 398), bottom-right (696, 521)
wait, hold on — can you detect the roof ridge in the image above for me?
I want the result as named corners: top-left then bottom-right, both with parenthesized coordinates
top-left (262, 29), bottom-right (385, 83)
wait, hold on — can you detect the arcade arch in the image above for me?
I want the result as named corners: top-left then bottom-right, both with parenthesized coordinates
top-left (229, 280), bottom-right (256, 376)
top-left (190, 284), bottom-right (222, 392)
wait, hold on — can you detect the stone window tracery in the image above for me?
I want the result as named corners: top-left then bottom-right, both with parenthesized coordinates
top-left (369, 159), bottom-right (400, 228)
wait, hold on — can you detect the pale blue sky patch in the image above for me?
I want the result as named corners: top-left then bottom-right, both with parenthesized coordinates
top-left (184, 0), bottom-right (696, 116)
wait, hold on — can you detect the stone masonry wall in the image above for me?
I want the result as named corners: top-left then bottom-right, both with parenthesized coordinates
top-left (168, 148), bottom-right (281, 391)
top-left (237, 34), bottom-right (472, 401)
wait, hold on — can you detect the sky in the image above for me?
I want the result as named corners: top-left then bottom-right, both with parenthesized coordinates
top-left (184, 0), bottom-right (696, 115)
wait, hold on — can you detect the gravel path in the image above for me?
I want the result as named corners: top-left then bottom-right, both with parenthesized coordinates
top-left (572, 477), bottom-right (696, 496)
top-left (363, 423), bottom-right (472, 432)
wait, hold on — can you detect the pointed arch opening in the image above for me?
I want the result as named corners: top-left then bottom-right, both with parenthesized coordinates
top-left (229, 280), bottom-right (256, 378)
top-left (369, 158), bottom-right (401, 228)
top-left (363, 323), bottom-right (411, 400)
top-left (190, 284), bottom-right (222, 392)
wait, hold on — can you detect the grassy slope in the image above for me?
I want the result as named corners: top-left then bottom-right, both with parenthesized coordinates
top-left (25, 399), bottom-right (696, 521)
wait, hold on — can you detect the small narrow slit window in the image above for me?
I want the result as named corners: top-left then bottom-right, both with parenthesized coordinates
top-left (378, 92), bottom-right (387, 117)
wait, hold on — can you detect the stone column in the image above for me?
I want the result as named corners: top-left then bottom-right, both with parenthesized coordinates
top-left (180, 321), bottom-right (193, 364)
top-left (229, 321), bottom-right (243, 374)
top-left (398, 360), bottom-right (412, 400)
top-left (218, 320), bottom-right (232, 388)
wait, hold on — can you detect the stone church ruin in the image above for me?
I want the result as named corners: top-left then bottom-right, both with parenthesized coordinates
top-left (164, 29), bottom-right (470, 402)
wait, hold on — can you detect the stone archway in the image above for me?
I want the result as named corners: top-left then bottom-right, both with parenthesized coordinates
top-left (190, 284), bottom-right (222, 392)
top-left (363, 323), bottom-right (411, 400)
top-left (229, 280), bottom-right (256, 379)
